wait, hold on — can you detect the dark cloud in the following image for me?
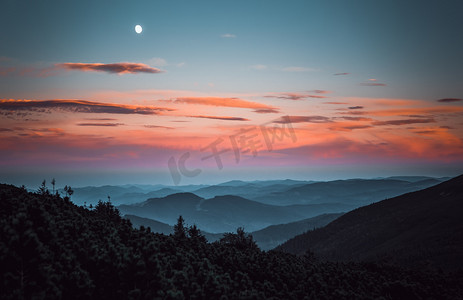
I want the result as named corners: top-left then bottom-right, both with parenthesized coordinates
top-left (0, 128), bottom-right (13, 132)
top-left (144, 125), bottom-right (175, 129)
top-left (84, 118), bottom-right (118, 121)
top-left (0, 99), bottom-right (172, 115)
top-left (274, 115), bottom-right (332, 124)
top-left (309, 90), bottom-right (330, 94)
top-left (414, 130), bottom-right (438, 135)
top-left (404, 115), bottom-right (430, 118)
top-left (338, 116), bottom-right (373, 121)
top-left (330, 125), bottom-right (373, 131)
top-left (372, 118), bottom-right (435, 126)
top-left (348, 106), bottom-right (364, 110)
top-left (324, 102), bottom-right (348, 105)
top-left (360, 82), bottom-right (387, 87)
top-left (57, 62), bottom-right (163, 74)
top-left (265, 93), bottom-right (327, 100)
top-left (334, 72), bottom-right (350, 76)
top-left (76, 123), bottom-right (124, 127)
top-left (437, 98), bottom-right (462, 103)
top-left (253, 108), bottom-right (279, 114)
top-left (342, 125), bottom-right (372, 130)
top-left (190, 115), bottom-right (250, 121)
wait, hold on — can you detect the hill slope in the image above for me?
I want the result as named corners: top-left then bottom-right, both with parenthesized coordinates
top-left (252, 213), bottom-right (344, 250)
top-left (277, 174), bottom-right (463, 270)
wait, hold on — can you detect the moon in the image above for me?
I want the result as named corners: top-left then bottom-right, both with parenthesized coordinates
top-left (135, 25), bottom-right (143, 34)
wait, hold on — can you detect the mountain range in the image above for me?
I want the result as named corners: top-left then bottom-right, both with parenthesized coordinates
top-left (69, 176), bottom-right (445, 207)
top-left (277, 174), bottom-right (463, 270)
top-left (125, 212), bottom-right (343, 250)
top-left (118, 193), bottom-right (351, 233)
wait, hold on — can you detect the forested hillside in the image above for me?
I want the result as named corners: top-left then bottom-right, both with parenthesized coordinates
top-left (1, 183), bottom-right (462, 299)
top-left (277, 175), bottom-right (463, 271)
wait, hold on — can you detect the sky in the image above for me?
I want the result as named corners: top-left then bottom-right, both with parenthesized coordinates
top-left (1, 0), bottom-right (463, 187)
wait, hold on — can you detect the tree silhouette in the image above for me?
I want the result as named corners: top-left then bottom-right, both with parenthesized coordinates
top-left (51, 178), bottom-right (56, 194)
top-left (188, 224), bottom-right (207, 243)
top-left (67, 186), bottom-right (73, 199)
top-left (63, 185), bottom-right (74, 200)
top-left (38, 180), bottom-right (48, 195)
top-left (220, 227), bottom-right (258, 251)
top-left (174, 215), bottom-right (187, 239)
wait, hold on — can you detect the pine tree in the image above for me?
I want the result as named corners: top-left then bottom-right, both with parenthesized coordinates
top-left (174, 215), bottom-right (187, 239)
top-left (51, 178), bottom-right (56, 194)
top-left (67, 186), bottom-right (74, 200)
top-left (38, 180), bottom-right (48, 195)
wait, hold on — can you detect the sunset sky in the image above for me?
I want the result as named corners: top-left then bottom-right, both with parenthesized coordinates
top-left (1, 0), bottom-right (463, 186)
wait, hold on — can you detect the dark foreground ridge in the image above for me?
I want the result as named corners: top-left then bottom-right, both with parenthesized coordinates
top-left (1, 183), bottom-right (463, 299)
top-left (277, 174), bottom-right (463, 271)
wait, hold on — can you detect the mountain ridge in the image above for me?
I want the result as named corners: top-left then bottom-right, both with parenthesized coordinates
top-left (277, 174), bottom-right (463, 270)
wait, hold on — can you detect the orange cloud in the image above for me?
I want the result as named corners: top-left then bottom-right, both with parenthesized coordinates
top-left (189, 115), bottom-right (250, 121)
top-left (57, 62), bottom-right (163, 74)
top-left (324, 102), bottom-right (348, 105)
top-left (253, 108), bottom-right (280, 114)
top-left (0, 99), bottom-right (173, 116)
top-left (340, 106), bottom-right (463, 117)
top-left (276, 129), bottom-right (463, 162)
top-left (165, 97), bottom-right (279, 112)
top-left (76, 123), bottom-right (124, 127)
top-left (329, 123), bottom-right (373, 131)
top-left (372, 118), bottom-right (435, 126)
top-left (274, 116), bottom-right (332, 124)
top-left (338, 125), bottom-right (373, 131)
top-left (144, 125), bottom-right (175, 130)
top-left (337, 116), bottom-right (373, 121)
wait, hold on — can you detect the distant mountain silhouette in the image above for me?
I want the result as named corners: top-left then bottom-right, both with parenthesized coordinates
top-left (191, 181), bottom-right (307, 200)
top-left (119, 193), bottom-right (351, 233)
top-left (217, 179), bottom-right (309, 187)
top-left (125, 213), bottom-right (344, 250)
top-left (70, 178), bottom-right (443, 210)
top-left (385, 176), bottom-right (451, 182)
top-left (70, 185), bottom-right (146, 205)
top-left (70, 184), bottom-right (208, 206)
top-left (253, 178), bottom-right (442, 205)
top-left (277, 174), bottom-right (463, 270)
